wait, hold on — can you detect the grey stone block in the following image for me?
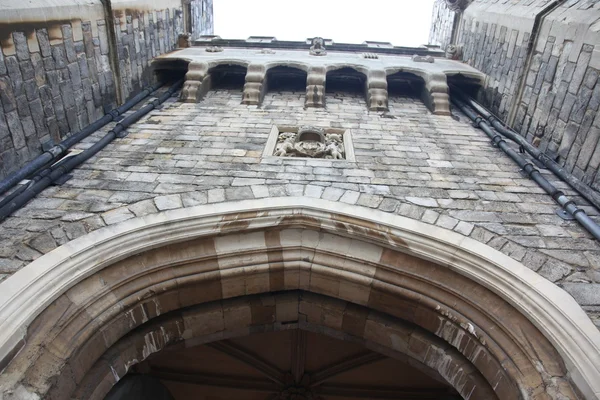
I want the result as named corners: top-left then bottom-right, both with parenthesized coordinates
top-left (576, 127), bottom-right (600, 171)
top-left (6, 110), bottom-right (25, 149)
top-left (562, 283), bottom-right (600, 306)
top-left (21, 116), bottom-right (36, 138)
top-left (30, 53), bottom-right (45, 86)
top-left (45, 70), bottom-right (61, 97)
top-left (558, 121), bottom-right (581, 158)
top-left (5, 56), bottom-right (23, 97)
top-left (0, 48), bottom-right (6, 76)
top-left (19, 60), bottom-right (34, 82)
top-left (0, 76), bottom-right (17, 112)
top-left (558, 93), bottom-right (576, 122)
top-left (67, 62), bottom-right (82, 87)
top-left (16, 95), bottom-right (31, 118)
top-left (64, 38), bottom-right (77, 64)
top-left (42, 56), bottom-right (55, 71)
top-left (59, 81), bottom-right (76, 109)
top-left (23, 79), bottom-right (38, 101)
top-left (29, 99), bottom-right (45, 132)
top-left (36, 29), bottom-right (52, 58)
top-left (82, 22), bottom-right (95, 58)
top-left (51, 45), bottom-right (67, 69)
top-left (97, 23), bottom-right (109, 55)
top-left (78, 54), bottom-right (89, 79)
top-left (544, 56), bottom-right (559, 83)
top-left (562, 62), bottom-right (576, 83)
top-left (39, 86), bottom-right (55, 118)
top-left (65, 106), bottom-right (79, 131)
top-left (569, 49), bottom-right (593, 94)
top-left (571, 87), bottom-right (593, 124)
top-left (12, 32), bottom-right (30, 61)
top-left (583, 67), bottom-right (599, 90)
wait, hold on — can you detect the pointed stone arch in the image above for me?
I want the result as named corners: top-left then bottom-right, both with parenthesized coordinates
top-left (0, 198), bottom-right (598, 399)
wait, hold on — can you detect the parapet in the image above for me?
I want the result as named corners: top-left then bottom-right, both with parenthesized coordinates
top-left (154, 37), bottom-right (485, 115)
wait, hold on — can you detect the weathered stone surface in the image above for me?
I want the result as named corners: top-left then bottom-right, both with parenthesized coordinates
top-left (3, 89), bottom-right (595, 324)
top-left (0, 0), bottom-right (214, 179)
top-left (430, 0), bottom-right (600, 182)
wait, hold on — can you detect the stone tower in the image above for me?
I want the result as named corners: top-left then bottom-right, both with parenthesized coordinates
top-left (1, 3), bottom-right (600, 400)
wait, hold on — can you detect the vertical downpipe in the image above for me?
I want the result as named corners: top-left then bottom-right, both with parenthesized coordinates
top-left (100, 0), bottom-right (124, 105)
top-left (506, 0), bottom-right (565, 127)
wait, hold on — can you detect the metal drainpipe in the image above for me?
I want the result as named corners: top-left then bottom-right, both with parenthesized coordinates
top-left (452, 87), bottom-right (600, 211)
top-left (452, 97), bottom-right (600, 241)
top-left (506, 0), bottom-right (566, 126)
top-left (0, 79), bottom-right (184, 222)
top-left (100, 0), bottom-right (123, 105)
top-left (0, 81), bottom-right (163, 197)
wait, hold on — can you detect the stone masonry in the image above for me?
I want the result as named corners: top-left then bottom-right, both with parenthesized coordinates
top-left (0, 0), bottom-right (214, 180)
top-left (429, 0), bottom-right (456, 52)
top-left (1, 85), bottom-right (600, 328)
top-left (429, 0), bottom-right (600, 191)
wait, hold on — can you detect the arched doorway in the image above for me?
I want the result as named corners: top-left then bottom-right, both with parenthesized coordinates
top-left (0, 198), bottom-right (598, 399)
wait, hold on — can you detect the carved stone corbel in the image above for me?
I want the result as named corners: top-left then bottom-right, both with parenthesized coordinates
top-left (367, 70), bottom-right (388, 111)
top-left (421, 73), bottom-right (450, 115)
top-left (305, 66), bottom-right (326, 108)
top-left (180, 62), bottom-right (210, 103)
top-left (177, 33), bottom-right (191, 48)
top-left (242, 63), bottom-right (267, 105)
top-left (309, 37), bottom-right (327, 56)
top-left (445, 0), bottom-right (471, 12)
top-left (445, 44), bottom-right (463, 60)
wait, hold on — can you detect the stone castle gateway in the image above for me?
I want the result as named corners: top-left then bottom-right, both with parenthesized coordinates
top-left (1, 1), bottom-right (600, 399)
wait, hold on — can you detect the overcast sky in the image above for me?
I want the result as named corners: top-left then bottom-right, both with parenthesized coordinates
top-left (213, 0), bottom-right (436, 47)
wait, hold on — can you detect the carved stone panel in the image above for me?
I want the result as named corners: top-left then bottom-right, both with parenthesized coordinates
top-left (309, 37), bottom-right (327, 56)
top-left (263, 126), bottom-right (355, 161)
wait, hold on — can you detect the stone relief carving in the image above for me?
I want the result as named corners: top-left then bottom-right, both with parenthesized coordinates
top-left (362, 52), bottom-right (379, 59)
top-left (177, 33), bottom-right (191, 48)
top-left (258, 48), bottom-right (276, 54)
top-left (445, 0), bottom-right (471, 12)
top-left (309, 37), bottom-right (327, 56)
top-left (445, 44), bottom-right (463, 60)
top-left (412, 54), bottom-right (435, 63)
top-left (274, 127), bottom-right (345, 159)
top-left (206, 46), bottom-right (223, 52)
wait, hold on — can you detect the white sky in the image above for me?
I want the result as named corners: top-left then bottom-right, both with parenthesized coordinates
top-left (213, 0), bottom-right (436, 47)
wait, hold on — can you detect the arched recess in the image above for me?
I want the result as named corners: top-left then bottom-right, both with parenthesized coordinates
top-left (446, 71), bottom-right (485, 102)
top-left (0, 198), bottom-right (599, 399)
top-left (325, 65), bottom-right (368, 96)
top-left (386, 70), bottom-right (426, 99)
top-left (386, 67), bottom-right (451, 115)
top-left (265, 63), bottom-right (309, 94)
top-left (179, 59), bottom-right (250, 103)
top-left (207, 61), bottom-right (249, 91)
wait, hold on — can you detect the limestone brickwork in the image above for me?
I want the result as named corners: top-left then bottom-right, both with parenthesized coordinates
top-left (1, 85), bottom-right (600, 329)
top-left (429, 0), bottom-right (600, 192)
top-left (0, 0), bottom-right (213, 180)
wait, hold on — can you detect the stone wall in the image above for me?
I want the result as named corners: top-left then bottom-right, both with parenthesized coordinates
top-left (0, 0), bottom-right (213, 180)
top-left (514, 1), bottom-right (600, 190)
top-left (429, 0), bottom-right (455, 51)
top-left (1, 87), bottom-right (600, 327)
top-left (428, 0), bottom-right (600, 191)
top-left (189, 0), bottom-right (213, 40)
